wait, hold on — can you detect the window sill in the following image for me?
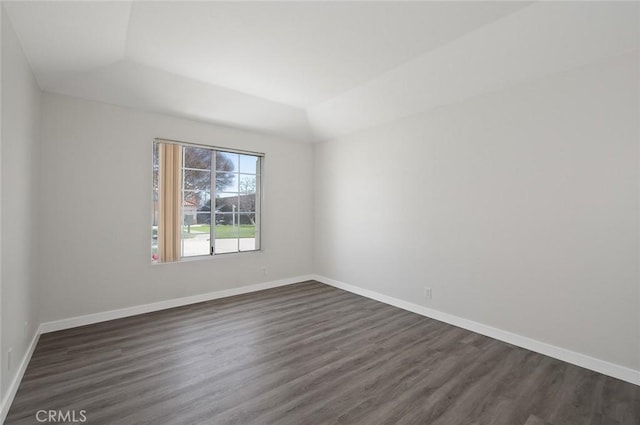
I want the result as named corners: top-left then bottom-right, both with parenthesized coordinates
top-left (151, 249), bottom-right (263, 265)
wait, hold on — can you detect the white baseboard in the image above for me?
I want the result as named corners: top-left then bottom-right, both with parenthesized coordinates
top-left (40, 275), bottom-right (314, 334)
top-left (0, 329), bottom-right (40, 424)
top-left (311, 274), bottom-right (640, 387)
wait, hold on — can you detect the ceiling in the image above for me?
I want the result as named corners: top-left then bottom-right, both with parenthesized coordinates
top-left (3, 1), bottom-right (639, 142)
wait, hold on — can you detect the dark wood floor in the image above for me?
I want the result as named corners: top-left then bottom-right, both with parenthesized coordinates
top-left (6, 281), bottom-right (639, 425)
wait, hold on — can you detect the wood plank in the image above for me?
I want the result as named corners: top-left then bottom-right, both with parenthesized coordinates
top-left (6, 281), bottom-right (639, 425)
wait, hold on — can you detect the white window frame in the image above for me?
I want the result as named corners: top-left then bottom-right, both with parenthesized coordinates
top-left (153, 138), bottom-right (264, 261)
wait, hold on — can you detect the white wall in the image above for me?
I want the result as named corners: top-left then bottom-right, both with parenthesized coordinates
top-left (314, 52), bottom-right (640, 371)
top-left (1, 3), bottom-right (4, 402)
top-left (308, 2), bottom-right (639, 142)
top-left (39, 93), bottom-right (314, 322)
top-left (1, 10), bottom-right (42, 399)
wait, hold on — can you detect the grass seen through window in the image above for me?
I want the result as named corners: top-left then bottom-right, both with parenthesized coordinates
top-left (183, 224), bottom-right (255, 239)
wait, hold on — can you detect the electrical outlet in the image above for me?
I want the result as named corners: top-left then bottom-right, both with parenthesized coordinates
top-left (261, 267), bottom-right (267, 277)
top-left (424, 287), bottom-right (432, 300)
top-left (7, 348), bottom-right (12, 371)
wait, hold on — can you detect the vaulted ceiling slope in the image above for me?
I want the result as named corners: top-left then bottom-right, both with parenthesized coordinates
top-left (4, 1), bottom-right (639, 142)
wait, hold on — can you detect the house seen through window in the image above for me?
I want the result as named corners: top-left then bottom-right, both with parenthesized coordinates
top-left (152, 140), bottom-right (262, 262)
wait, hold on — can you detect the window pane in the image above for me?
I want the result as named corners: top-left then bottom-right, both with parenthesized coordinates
top-left (216, 152), bottom-right (238, 172)
top-left (184, 169), bottom-right (211, 191)
top-left (184, 146), bottom-right (212, 170)
top-left (215, 237), bottom-right (238, 254)
top-left (215, 195), bottom-right (238, 213)
top-left (216, 173), bottom-right (238, 193)
top-left (239, 154), bottom-right (259, 174)
top-left (238, 214), bottom-right (255, 232)
top-left (183, 190), bottom-right (210, 211)
top-left (214, 213), bottom-right (237, 233)
top-left (196, 212), bottom-right (211, 225)
top-left (214, 213), bottom-right (238, 254)
top-left (238, 193), bottom-right (255, 213)
top-left (239, 213), bottom-right (257, 252)
top-left (182, 189), bottom-right (211, 257)
top-left (182, 210), bottom-right (210, 257)
top-left (152, 143), bottom-right (159, 192)
top-left (239, 174), bottom-right (256, 194)
top-left (152, 143), bottom-right (159, 262)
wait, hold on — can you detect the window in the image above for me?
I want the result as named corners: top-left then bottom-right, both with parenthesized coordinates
top-left (152, 139), bottom-right (262, 263)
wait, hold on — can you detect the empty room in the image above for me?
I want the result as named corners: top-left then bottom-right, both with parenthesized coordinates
top-left (1, 1), bottom-right (639, 424)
